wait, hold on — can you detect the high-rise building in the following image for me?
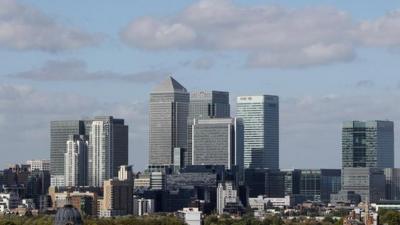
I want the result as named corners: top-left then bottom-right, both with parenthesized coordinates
top-left (236, 95), bottom-right (279, 169)
top-left (64, 135), bottom-right (88, 187)
top-left (342, 120), bottom-right (394, 168)
top-left (186, 91), bottom-right (230, 165)
top-left (149, 77), bottom-right (189, 169)
top-left (26, 160), bottom-right (50, 172)
top-left (50, 121), bottom-right (85, 177)
top-left (192, 118), bottom-right (243, 171)
top-left (88, 116), bottom-right (128, 187)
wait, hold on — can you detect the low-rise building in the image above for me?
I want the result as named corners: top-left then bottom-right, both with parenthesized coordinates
top-left (133, 197), bottom-right (154, 216)
top-left (177, 207), bottom-right (202, 225)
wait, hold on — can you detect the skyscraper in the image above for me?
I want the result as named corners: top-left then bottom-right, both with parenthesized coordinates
top-left (186, 91), bottom-right (230, 165)
top-left (342, 120), bottom-right (394, 168)
top-left (64, 135), bottom-right (88, 187)
top-left (88, 116), bottom-right (128, 187)
top-left (149, 76), bottom-right (189, 169)
top-left (192, 118), bottom-right (243, 171)
top-left (236, 95), bottom-right (279, 169)
top-left (50, 120), bottom-right (85, 177)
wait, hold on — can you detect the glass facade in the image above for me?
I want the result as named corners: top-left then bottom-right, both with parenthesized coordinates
top-left (342, 120), bottom-right (394, 168)
top-left (236, 95), bottom-right (279, 169)
top-left (300, 169), bottom-right (341, 202)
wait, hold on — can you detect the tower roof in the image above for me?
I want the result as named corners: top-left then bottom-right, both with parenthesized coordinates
top-left (152, 76), bottom-right (187, 93)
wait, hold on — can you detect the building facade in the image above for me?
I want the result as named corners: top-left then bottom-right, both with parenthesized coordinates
top-left (299, 169), bottom-right (341, 203)
top-left (64, 135), bottom-right (88, 187)
top-left (149, 77), bottom-right (189, 169)
top-left (88, 116), bottom-right (128, 187)
top-left (342, 120), bottom-right (394, 168)
top-left (341, 167), bottom-right (385, 203)
top-left (192, 118), bottom-right (244, 171)
top-left (26, 160), bottom-right (50, 172)
top-left (100, 178), bottom-right (133, 217)
top-left (50, 120), bottom-right (85, 177)
top-left (236, 95), bottom-right (279, 169)
top-left (187, 91), bottom-right (230, 165)
top-left (384, 168), bottom-right (400, 200)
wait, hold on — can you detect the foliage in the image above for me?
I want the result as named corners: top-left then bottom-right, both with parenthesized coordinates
top-left (379, 209), bottom-right (400, 225)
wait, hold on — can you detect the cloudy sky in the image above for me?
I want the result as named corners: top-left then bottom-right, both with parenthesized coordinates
top-left (1, 0), bottom-right (400, 170)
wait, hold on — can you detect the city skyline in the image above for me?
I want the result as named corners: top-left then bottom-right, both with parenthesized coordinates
top-left (2, 0), bottom-right (400, 171)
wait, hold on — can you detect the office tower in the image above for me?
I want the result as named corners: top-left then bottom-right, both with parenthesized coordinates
top-left (50, 120), bottom-right (85, 177)
top-left (26, 160), bottom-right (50, 172)
top-left (88, 116), bottom-right (128, 187)
top-left (118, 165), bottom-right (133, 181)
top-left (384, 168), bottom-right (400, 200)
top-left (236, 95), bottom-right (279, 169)
top-left (64, 135), bottom-right (88, 187)
top-left (341, 168), bottom-right (385, 203)
top-left (149, 76), bottom-right (189, 169)
top-left (300, 169), bottom-right (341, 203)
top-left (192, 118), bottom-right (243, 171)
top-left (186, 91), bottom-right (230, 165)
top-left (342, 120), bottom-right (394, 168)
top-left (100, 178), bottom-right (133, 217)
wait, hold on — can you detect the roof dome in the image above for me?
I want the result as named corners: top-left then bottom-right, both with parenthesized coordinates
top-left (54, 204), bottom-right (83, 225)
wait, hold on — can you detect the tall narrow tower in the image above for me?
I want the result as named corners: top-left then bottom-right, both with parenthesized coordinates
top-left (149, 76), bottom-right (189, 169)
top-left (236, 95), bottom-right (279, 169)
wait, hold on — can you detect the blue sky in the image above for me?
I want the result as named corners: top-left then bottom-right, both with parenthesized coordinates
top-left (1, 0), bottom-right (400, 170)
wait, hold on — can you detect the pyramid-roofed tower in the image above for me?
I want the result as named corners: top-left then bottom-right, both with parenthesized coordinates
top-left (152, 76), bottom-right (187, 93)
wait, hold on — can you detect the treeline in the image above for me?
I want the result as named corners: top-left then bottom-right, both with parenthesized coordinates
top-left (204, 214), bottom-right (343, 225)
top-left (0, 214), bottom-right (184, 225)
top-left (0, 214), bottom-right (345, 225)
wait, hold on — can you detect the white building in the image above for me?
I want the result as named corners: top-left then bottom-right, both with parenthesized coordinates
top-left (177, 208), bottom-right (202, 225)
top-left (26, 160), bottom-right (50, 171)
top-left (64, 135), bottom-right (88, 187)
top-left (133, 197), bottom-right (154, 216)
top-left (249, 195), bottom-right (293, 210)
top-left (0, 192), bottom-right (20, 212)
top-left (217, 181), bottom-right (239, 214)
top-left (118, 165), bottom-right (133, 181)
top-left (236, 95), bottom-right (279, 169)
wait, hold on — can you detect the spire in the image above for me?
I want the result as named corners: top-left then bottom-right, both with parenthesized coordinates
top-left (152, 76), bottom-right (187, 93)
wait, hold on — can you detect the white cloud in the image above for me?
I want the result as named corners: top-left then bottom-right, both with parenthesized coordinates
top-left (8, 59), bottom-right (167, 83)
top-left (356, 11), bottom-right (400, 47)
top-left (121, 0), bottom-right (400, 68)
top-left (0, 0), bottom-right (99, 52)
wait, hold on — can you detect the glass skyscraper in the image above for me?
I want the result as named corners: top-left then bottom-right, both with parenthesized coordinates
top-left (236, 95), bottom-right (279, 169)
top-left (342, 120), bottom-right (394, 168)
top-left (149, 77), bottom-right (189, 168)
